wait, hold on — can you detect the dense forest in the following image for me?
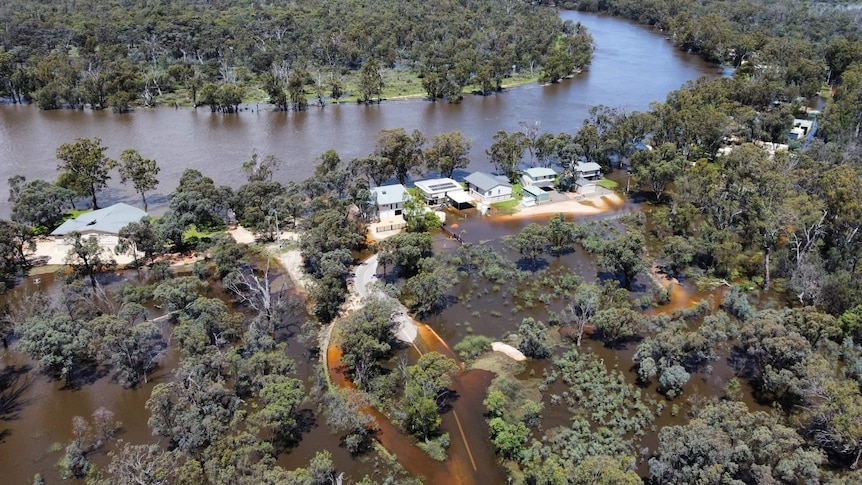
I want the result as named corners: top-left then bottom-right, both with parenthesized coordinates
top-left (0, 0), bottom-right (592, 109)
top-left (2, 0), bottom-right (862, 484)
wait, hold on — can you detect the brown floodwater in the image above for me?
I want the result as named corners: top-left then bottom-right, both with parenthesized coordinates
top-left (1, 10), bottom-right (726, 483)
top-left (0, 11), bottom-right (721, 219)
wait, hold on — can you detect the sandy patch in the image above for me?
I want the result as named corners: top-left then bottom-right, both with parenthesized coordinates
top-left (227, 226), bottom-right (257, 244)
top-left (502, 193), bottom-right (626, 219)
top-left (28, 236), bottom-right (136, 266)
top-left (470, 352), bottom-right (525, 375)
top-left (270, 248), bottom-right (312, 294)
top-left (491, 342), bottom-right (527, 361)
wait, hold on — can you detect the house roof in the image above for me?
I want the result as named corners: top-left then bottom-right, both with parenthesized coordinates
top-left (371, 184), bottom-right (408, 206)
top-left (447, 190), bottom-right (474, 205)
top-left (575, 177), bottom-right (594, 187)
top-left (523, 167), bottom-right (557, 178)
top-left (522, 185), bottom-right (546, 197)
top-left (414, 178), bottom-right (461, 195)
top-left (575, 162), bottom-right (602, 173)
top-left (464, 172), bottom-right (511, 192)
top-left (51, 203), bottom-right (147, 236)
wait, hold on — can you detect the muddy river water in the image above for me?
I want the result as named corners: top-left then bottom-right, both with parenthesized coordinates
top-left (0, 10), bottom-right (724, 484)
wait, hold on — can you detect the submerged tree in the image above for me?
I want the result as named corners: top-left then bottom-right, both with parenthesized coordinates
top-left (424, 131), bottom-right (471, 178)
top-left (56, 137), bottom-right (117, 210)
top-left (118, 149), bottom-right (160, 211)
top-left (517, 317), bottom-right (551, 359)
top-left (64, 232), bottom-right (116, 287)
top-left (596, 230), bottom-right (649, 290)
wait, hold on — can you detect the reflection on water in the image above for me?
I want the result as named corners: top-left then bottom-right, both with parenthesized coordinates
top-left (0, 11), bottom-right (720, 219)
top-left (0, 9), bottom-right (728, 483)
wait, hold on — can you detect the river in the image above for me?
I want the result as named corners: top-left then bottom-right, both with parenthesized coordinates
top-left (0, 10), bottom-right (721, 484)
top-left (0, 11), bottom-right (720, 219)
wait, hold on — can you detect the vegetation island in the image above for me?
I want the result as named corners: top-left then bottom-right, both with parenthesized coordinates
top-left (2, 0), bottom-right (862, 484)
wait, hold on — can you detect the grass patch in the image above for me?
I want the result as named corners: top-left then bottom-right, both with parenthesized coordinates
top-left (597, 178), bottom-right (619, 189)
top-left (115, 65), bottom-right (544, 110)
top-left (491, 183), bottom-right (523, 214)
top-left (471, 352), bottom-right (526, 376)
top-left (183, 224), bottom-right (221, 245)
top-left (492, 198), bottom-right (521, 214)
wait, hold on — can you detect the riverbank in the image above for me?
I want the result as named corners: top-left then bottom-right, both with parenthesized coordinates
top-left (498, 192), bottom-right (626, 219)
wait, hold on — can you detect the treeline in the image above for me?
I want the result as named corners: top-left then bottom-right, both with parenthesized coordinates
top-left (553, 0), bottom-right (862, 131)
top-left (0, 0), bottom-right (592, 109)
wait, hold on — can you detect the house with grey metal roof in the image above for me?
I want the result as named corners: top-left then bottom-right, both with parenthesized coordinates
top-left (521, 167), bottom-right (557, 188)
top-left (371, 184), bottom-right (408, 220)
top-left (51, 203), bottom-right (147, 236)
top-left (464, 172), bottom-right (512, 204)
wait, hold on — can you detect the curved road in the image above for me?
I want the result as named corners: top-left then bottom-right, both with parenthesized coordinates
top-left (352, 253), bottom-right (418, 342)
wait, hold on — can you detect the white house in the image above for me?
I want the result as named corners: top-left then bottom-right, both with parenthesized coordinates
top-left (464, 172), bottom-right (512, 204)
top-left (371, 184), bottom-right (408, 220)
top-left (573, 161), bottom-right (602, 180)
top-left (521, 167), bottom-right (557, 188)
top-left (413, 178), bottom-right (469, 207)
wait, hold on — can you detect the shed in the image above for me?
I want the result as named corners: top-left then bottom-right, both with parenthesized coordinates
top-left (575, 177), bottom-right (597, 195)
top-left (446, 189), bottom-right (475, 210)
top-left (522, 185), bottom-right (549, 203)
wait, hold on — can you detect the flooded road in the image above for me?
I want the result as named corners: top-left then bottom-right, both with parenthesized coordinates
top-left (0, 9), bottom-right (726, 484)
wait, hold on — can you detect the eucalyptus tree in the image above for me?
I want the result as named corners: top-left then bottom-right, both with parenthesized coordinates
top-left (517, 317), bottom-right (551, 359)
top-left (64, 232), bottom-right (116, 287)
top-left (358, 59), bottom-right (383, 104)
top-left (563, 283), bottom-right (601, 347)
top-left (90, 314), bottom-right (163, 387)
top-left (118, 149), bottom-right (160, 211)
top-left (374, 128), bottom-right (427, 185)
top-left (487, 130), bottom-right (527, 183)
top-left (596, 229), bottom-right (649, 290)
top-left (0, 218), bottom-right (35, 289)
top-left (424, 131), bottom-right (471, 178)
top-left (56, 137), bottom-right (117, 210)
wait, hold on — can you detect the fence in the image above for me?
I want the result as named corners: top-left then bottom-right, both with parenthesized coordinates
top-left (376, 222), bottom-right (407, 232)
